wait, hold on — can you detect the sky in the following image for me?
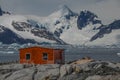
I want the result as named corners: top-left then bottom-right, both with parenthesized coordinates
top-left (0, 0), bottom-right (120, 24)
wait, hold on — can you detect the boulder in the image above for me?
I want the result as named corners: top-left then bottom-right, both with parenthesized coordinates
top-left (71, 56), bottom-right (94, 65)
top-left (35, 69), bottom-right (59, 80)
top-left (4, 67), bottom-right (35, 80)
top-left (0, 60), bottom-right (120, 80)
top-left (60, 64), bottom-right (73, 77)
top-left (36, 64), bottom-right (60, 72)
top-left (116, 63), bottom-right (120, 68)
top-left (35, 64), bottom-right (60, 80)
top-left (74, 63), bottom-right (90, 72)
top-left (86, 75), bottom-right (120, 80)
top-left (85, 75), bottom-right (103, 80)
top-left (74, 65), bottom-right (82, 73)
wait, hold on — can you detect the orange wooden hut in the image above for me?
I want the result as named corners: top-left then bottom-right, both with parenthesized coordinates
top-left (19, 46), bottom-right (64, 64)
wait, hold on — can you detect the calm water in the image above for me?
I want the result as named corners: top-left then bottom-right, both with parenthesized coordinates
top-left (65, 48), bottom-right (120, 63)
top-left (0, 54), bottom-right (19, 63)
top-left (0, 48), bottom-right (120, 63)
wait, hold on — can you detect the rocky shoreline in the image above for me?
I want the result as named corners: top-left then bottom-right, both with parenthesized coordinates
top-left (0, 58), bottom-right (120, 80)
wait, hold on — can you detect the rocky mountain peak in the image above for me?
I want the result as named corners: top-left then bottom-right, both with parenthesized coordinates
top-left (49, 5), bottom-right (77, 19)
top-left (77, 10), bottom-right (102, 29)
top-left (59, 5), bottom-right (73, 14)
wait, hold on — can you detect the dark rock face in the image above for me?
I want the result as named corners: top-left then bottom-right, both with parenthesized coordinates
top-left (77, 10), bottom-right (101, 30)
top-left (108, 20), bottom-right (120, 29)
top-left (0, 7), bottom-right (3, 16)
top-left (12, 21), bottom-right (32, 31)
top-left (2, 11), bottom-right (11, 15)
top-left (54, 25), bottom-right (70, 38)
top-left (0, 25), bottom-right (36, 44)
top-left (31, 28), bottom-right (55, 41)
top-left (31, 28), bottom-right (66, 44)
top-left (0, 7), bottom-right (11, 16)
top-left (90, 20), bottom-right (120, 41)
top-left (90, 25), bottom-right (111, 41)
top-left (11, 21), bottom-right (66, 44)
top-left (27, 20), bottom-right (46, 29)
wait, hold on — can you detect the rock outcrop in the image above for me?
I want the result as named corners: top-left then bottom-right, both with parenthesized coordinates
top-left (0, 60), bottom-right (120, 80)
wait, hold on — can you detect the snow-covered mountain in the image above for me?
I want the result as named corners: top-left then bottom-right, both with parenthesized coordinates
top-left (0, 25), bottom-right (37, 44)
top-left (0, 5), bottom-right (120, 46)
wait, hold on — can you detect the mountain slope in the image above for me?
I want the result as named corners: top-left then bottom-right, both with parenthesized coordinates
top-left (0, 25), bottom-right (36, 44)
top-left (60, 10), bottom-right (102, 45)
top-left (0, 15), bottom-right (65, 44)
top-left (77, 10), bottom-right (101, 30)
top-left (88, 20), bottom-right (120, 46)
top-left (0, 5), bottom-right (120, 46)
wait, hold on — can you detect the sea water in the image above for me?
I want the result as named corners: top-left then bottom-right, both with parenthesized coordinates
top-left (0, 53), bottom-right (19, 63)
top-left (65, 48), bottom-right (120, 63)
top-left (0, 48), bottom-right (120, 63)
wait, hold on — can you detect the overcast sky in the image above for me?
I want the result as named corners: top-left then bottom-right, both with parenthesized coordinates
top-left (0, 0), bottom-right (120, 24)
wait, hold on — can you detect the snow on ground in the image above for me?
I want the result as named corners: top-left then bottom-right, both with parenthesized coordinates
top-left (86, 29), bottom-right (120, 46)
top-left (0, 15), bottom-right (56, 43)
top-left (60, 17), bottom-right (101, 45)
top-left (60, 25), bottom-right (90, 45)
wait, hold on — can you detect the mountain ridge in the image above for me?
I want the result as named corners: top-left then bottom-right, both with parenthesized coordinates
top-left (0, 5), bottom-right (120, 46)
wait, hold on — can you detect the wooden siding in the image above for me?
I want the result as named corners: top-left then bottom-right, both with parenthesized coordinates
top-left (19, 46), bottom-right (64, 64)
top-left (54, 49), bottom-right (64, 64)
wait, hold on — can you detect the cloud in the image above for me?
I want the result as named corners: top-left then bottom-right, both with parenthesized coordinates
top-left (0, 0), bottom-right (66, 16)
top-left (88, 0), bottom-right (120, 24)
top-left (64, 0), bottom-right (120, 24)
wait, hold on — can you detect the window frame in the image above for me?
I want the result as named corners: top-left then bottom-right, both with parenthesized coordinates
top-left (42, 53), bottom-right (48, 60)
top-left (26, 53), bottom-right (31, 60)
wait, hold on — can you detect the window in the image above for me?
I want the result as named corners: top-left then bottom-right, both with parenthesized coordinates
top-left (43, 53), bottom-right (48, 60)
top-left (26, 54), bottom-right (30, 60)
